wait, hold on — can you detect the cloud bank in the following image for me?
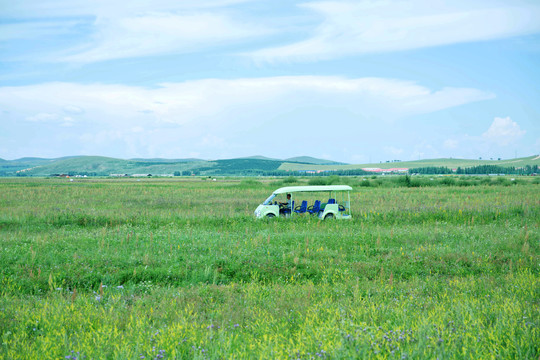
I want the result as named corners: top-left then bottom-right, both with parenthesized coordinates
top-left (0, 76), bottom-right (493, 159)
top-left (250, 0), bottom-right (540, 62)
top-left (4, 0), bottom-right (540, 64)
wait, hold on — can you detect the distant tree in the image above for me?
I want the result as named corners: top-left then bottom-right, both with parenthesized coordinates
top-left (409, 166), bottom-right (452, 175)
top-left (173, 171), bottom-right (181, 176)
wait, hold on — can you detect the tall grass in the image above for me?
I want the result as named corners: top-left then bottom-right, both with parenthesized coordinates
top-left (0, 177), bottom-right (538, 359)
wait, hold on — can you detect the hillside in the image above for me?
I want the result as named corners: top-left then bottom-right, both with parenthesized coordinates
top-left (129, 158), bottom-right (204, 163)
top-left (278, 155), bottom-right (540, 171)
top-left (285, 156), bottom-right (346, 165)
top-left (14, 156), bottom-right (212, 176)
top-left (3, 156), bottom-right (285, 176)
top-left (1, 155), bottom-right (538, 176)
top-left (1, 155), bottom-right (339, 176)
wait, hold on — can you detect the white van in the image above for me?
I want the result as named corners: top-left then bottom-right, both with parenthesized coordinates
top-left (254, 185), bottom-right (352, 220)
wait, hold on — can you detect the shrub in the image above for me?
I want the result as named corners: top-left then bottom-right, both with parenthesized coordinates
top-left (326, 175), bottom-right (341, 185)
top-left (441, 177), bottom-right (456, 186)
top-left (282, 176), bottom-right (298, 184)
top-left (495, 177), bottom-right (511, 186)
top-left (308, 177), bottom-right (327, 185)
top-left (359, 179), bottom-right (371, 187)
top-left (480, 177), bottom-right (492, 185)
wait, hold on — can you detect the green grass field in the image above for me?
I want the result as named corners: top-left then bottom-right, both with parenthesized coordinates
top-left (279, 155), bottom-right (540, 171)
top-left (0, 177), bottom-right (538, 359)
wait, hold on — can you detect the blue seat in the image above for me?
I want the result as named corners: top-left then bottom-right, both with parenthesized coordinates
top-left (328, 198), bottom-right (336, 204)
top-left (294, 200), bottom-right (308, 214)
top-left (307, 200), bottom-right (321, 215)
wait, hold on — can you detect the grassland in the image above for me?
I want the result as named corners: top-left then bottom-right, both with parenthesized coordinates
top-left (279, 155), bottom-right (540, 171)
top-left (4, 154), bottom-right (538, 177)
top-left (1, 155), bottom-right (340, 177)
top-left (0, 177), bottom-right (538, 359)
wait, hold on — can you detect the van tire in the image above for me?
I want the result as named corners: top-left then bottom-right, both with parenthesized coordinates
top-left (266, 213), bottom-right (276, 218)
top-left (324, 213), bottom-right (335, 220)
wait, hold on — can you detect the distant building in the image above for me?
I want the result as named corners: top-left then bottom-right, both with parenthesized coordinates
top-left (362, 168), bottom-right (408, 173)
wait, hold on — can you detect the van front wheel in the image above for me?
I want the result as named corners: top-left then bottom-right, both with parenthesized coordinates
top-left (324, 213), bottom-right (335, 220)
top-left (266, 213), bottom-right (276, 218)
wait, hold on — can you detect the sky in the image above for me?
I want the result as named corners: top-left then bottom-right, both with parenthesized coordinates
top-left (1, 0), bottom-right (539, 163)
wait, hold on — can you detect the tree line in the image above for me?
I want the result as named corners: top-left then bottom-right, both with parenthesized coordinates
top-left (409, 165), bottom-right (538, 175)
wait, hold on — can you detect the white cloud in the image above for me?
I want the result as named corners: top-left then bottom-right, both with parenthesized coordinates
top-left (1, 76), bottom-right (493, 123)
top-left (25, 112), bottom-right (76, 126)
top-left (61, 13), bottom-right (270, 63)
top-left (0, 21), bottom-right (82, 41)
top-left (0, 77), bottom-right (493, 159)
top-left (63, 105), bottom-right (84, 114)
top-left (1, 0), bottom-right (255, 18)
top-left (25, 112), bottom-right (75, 126)
top-left (482, 116), bottom-right (526, 145)
top-left (25, 112), bottom-right (59, 122)
top-left (1, 0), bottom-right (269, 63)
top-left (250, 0), bottom-right (540, 62)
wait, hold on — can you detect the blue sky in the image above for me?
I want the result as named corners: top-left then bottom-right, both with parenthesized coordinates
top-left (1, 0), bottom-right (539, 163)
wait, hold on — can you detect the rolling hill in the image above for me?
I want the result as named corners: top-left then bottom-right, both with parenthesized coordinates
top-left (1, 155), bottom-right (335, 176)
top-left (284, 156), bottom-right (346, 165)
top-left (1, 155), bottom-right (537, 176)
top-left (278, 155), bottom-right (540, 172)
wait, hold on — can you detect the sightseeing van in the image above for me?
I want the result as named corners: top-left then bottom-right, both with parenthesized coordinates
top-left (254, 185), bottom-right (352, 220)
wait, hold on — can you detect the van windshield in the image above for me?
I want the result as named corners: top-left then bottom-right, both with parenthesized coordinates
top-left (263, 194), bottom-right (276, 205)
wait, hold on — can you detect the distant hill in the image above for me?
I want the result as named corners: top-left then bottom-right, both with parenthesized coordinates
top-left (10, 156), bottom-right (212, 176)
top-left (1, 155), bottom-right (538, 176)
top-left (1, 156), bottom-right (285, 176)
top-left (279, 155), bottom-right (540, 171)
top-left (129, 158), bottom-right (204, 163)
top-left (285, 156), bottom-right (346, 165)
top-left (236, 155), bottom-right (280, 161)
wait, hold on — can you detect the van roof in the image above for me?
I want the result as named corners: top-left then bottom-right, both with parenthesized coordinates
top-left (273, 185), bottom-right (352, 194)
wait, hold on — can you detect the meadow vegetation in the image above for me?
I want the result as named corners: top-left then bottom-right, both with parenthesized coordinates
top-left (0, 176), bottom-right (538, 359)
